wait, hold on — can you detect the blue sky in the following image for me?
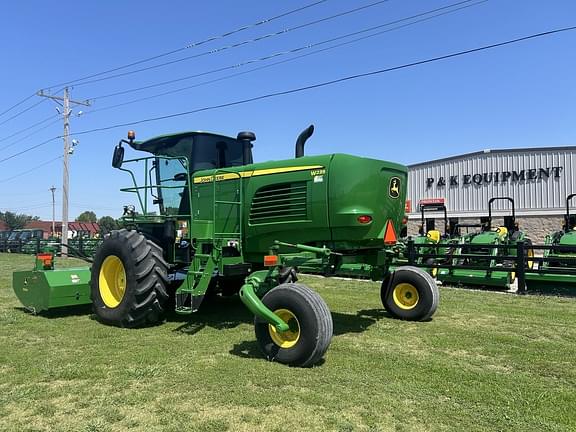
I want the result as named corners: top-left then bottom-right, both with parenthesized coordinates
top-left (0, 0), bottom-right (575, 221)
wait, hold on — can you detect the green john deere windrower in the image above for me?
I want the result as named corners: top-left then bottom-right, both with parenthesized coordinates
top-left (13, 126), bottom-right (439, 367)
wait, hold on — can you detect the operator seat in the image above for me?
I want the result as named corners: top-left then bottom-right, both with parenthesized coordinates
top-left (496, 226), bottom-right (508, 238)
top-left (427, 230), bottom-right (441, 243)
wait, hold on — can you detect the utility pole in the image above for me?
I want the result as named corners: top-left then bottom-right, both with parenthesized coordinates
top-left (37, 87), bottom-right (90, 257)
top-left (49, 186), bottom-right (56, 237)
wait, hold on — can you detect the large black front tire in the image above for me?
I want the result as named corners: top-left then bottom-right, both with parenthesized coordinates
top-left (381, 266), bottom-right (439, 321)
top-left (90, 229), bottom-right (169, 327)
top-left (254, 283), bottom-right (333, 367)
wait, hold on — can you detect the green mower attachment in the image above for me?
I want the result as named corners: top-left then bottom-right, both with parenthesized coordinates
top-left (12, 253), bottom-right (91, 313)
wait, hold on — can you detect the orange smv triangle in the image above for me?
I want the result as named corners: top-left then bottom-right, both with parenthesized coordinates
top-left (383, 220), bottom-right (397, 245)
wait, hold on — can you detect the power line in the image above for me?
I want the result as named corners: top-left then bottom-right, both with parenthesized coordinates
top-left (0, 99), bottom-right (47, 127)
top-left (1, 203), bottom-right (55, 212)
top-left (0, 93), bottom-right (37, 119)
top-left (0, 155), bottom-right (61, 183)
top-left (0, 114), bottom-right (58, 144)
top-left (70, 0), bottom-right (393, 87)
top-left (0, 191), bottom-right (52, 197)
top-left (44, 0), bottom-right (333, 90)
top-left (0, 137), bottom-right (59, 165)
top-left (75, 26), bottom-right (576, 136)
top-left (87, 0), bottom-right (486, 112)
top-left (0, 117), bottom-right (60, 152)
top-left (92, 0), bottom-right (480, 100)
top-left (5, 25), bottom-right (574, 163)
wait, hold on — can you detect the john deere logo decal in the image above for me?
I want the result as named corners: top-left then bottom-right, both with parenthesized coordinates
top-left (389, 177), bottom-right (400, 199)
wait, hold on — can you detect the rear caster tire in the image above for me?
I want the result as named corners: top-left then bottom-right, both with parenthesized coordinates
top-left (90, 229), bottom-right (169, 327)
top-left (254, 283), bottom-right (333, 367)
top-left (381, 266), bottom-right (439, 321)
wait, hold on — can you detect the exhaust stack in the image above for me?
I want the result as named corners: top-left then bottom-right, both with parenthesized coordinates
top-left (295, 124), bottom-right (314, 158)
top-left (237, 131), bottom-right (255, 165)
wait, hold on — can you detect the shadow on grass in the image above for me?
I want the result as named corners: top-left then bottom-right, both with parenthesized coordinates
top-left (13, 304), bottom-right (92, 318)
top-left (171, 294), bottom-right (393, 337)
top-left (229, 340), bottom-right (261, 360)
top-left (444, 281), bottom-right (576, 298)
top-left (523, 287), bottom-right (576, 298)
top-left (228, 340), bottom-right (327, 366)
top-left (332, 308), bottom-right (391, 335)
top-left (169, 295), bottom-right (252, 334)
top-left (13, 293), bottom-right (398, 337)
top-left (172, 299), bottom-right (394, 363)
top-left (226, 309), bottom-right (390, 363)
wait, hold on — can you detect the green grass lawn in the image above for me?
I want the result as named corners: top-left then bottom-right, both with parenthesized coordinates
top-left (1, 253), bottom-right (575, 432)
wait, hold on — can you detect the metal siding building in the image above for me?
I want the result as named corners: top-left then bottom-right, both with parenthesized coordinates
top-left (407, 146), bottom-right (576, 218)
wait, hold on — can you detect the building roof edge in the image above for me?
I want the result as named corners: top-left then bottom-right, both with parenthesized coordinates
top-left (408, 145), bottom-right (576, 168)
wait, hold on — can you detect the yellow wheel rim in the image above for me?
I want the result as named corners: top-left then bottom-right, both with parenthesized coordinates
top-left (99, 255), bottom-right (127, 308)
top-left (269, 309), bottom-right (300, 348)
top-left (392, 283), bottom-right (419, 310)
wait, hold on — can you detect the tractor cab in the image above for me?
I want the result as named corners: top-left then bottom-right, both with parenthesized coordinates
top-left (7, 230), bottom-right (23, 242)
top-left (19, 229), bottom-right (44, 242)
top-left (149, 132), bottom-right (250, 218)
top-left (111, 130), bottom-right (256, 260)
top-left (121, 131), bottom-right (254, 216)
top-left (6, 229), bottom-right (41, 253)
top-left (127, 131), bottom-right (253, 173)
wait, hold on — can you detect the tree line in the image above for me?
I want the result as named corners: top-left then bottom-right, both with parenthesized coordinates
top-left (0, 210), bottom-right (119, 234)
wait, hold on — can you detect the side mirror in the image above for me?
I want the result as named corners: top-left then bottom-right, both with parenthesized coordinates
top-left (112, 145), bottom-right (124, 168)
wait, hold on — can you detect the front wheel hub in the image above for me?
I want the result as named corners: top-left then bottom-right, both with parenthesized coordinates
top-left (269, 309), bottom-right (300, 348)
top-left (99, 255), bottom-right (127, 308)
top-left (392, 283), bottom-right (419, 310)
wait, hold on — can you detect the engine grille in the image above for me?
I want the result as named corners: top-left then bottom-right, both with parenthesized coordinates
top-left (249, 182), bottom-right (308, 224)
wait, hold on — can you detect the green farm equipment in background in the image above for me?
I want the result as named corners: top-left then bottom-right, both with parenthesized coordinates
top-left (526, 193), bottom-right (576, 290)
top-left (13, 126), bottom-right (439, 367)
top-left (0, 230), bottom-right (11, 252)
top-left (403, 202), bottom-right (459, 276)
top-left (68, 237), bottom-right (102, 258)
top-left (20, 237), bottom-right (56, 255)
top-left (5, 229), bottom-right (44, 253)
top-left (541, 193), bottom-right (576, 269)
top-left (390, 202), bottom-right (461, 279)
top-left (437, 197), bottom-right (534, 289)
top-left (19, 236), bottom-right (102, 258)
